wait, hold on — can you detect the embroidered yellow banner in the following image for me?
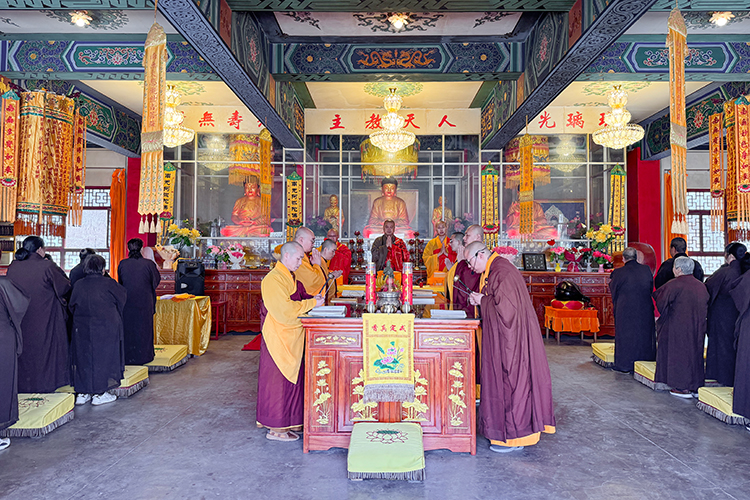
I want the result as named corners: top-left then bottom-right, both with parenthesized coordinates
top-left (362, 313), bottom-right (415, 403)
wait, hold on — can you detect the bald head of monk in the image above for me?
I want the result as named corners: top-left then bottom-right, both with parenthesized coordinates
top-left (464, 241), bottom-right (490, 274)
top-left (293, 227), bottom-right (315, 253)
top-left (320, 238), bottom-right (336, 261)
top-left (464, 224), bottom-right (484, 245)
top-left (326, 228), bottom-right (339, 244)
top-left (279, 242), bottom-right (305, 272)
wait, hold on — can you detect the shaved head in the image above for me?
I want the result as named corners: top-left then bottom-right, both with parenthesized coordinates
top-left (279, 242), bottom-right (305, 271)
top-left (464, 241), bottom-right (490, 273)
top-left (280, 241), bottom-right (303, 260)
top-left (293, 227), bottom-right (315, 253)
top-left (464, 224), bottom-right (484, 245)
top-left (326, 228), bottom-right (339, 243)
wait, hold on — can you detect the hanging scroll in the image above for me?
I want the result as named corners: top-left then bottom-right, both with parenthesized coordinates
top-left (668, 8), bottom-right (688, 235)
top-left (229, 133), bottom-right (260, 185)
top-left (259, 128), bottom-right (273, 224)
top-left (68, 110), bottom-right (86, 226)
top-left (735, 98), bottom-right (750, 233)
top-left (504, 135), bottom-right (550, 188)
top-left (0, 89), bottom-right (19, 223)
top-left (138, 23), bottom-right (167, 234)
top-left (480, 162), bottom-right (499, 248)
top-left (608, 164), bottom-right (626, 252)
top-left (519, 134), bottom-right (535, 239)
top-left (709, 112), bottom-right (725, 231)
top-left (286, 170), bottom-right (302, 241)
top-left (725, 100), bottom-right (738, 228)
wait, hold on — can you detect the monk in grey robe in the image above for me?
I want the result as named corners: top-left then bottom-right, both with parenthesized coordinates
top-left (730, 258), bottom-right (750, 421)
top-left (653, 257), bottom-right (709, 397)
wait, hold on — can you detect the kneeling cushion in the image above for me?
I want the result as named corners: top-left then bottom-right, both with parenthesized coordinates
top-left (591, 343), bottom-right (615, 368)
top-left (146, 345), bottom-right (189, 372)
top-left (633, 361), bottom-right (670, 391)
top-left (348, 422), bottom-right (425, 481)
top-left (696, 387), bottom-right (749, 425)
top-left (0, 393), bottom-right (74, 438)
top-left (112, 366), bottom-right (150, 398)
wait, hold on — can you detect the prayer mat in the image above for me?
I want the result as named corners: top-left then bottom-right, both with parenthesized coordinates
top-left (591, 343), bottom-right (615, 369)
top-left (145, 345), bottom-right (188, 372)
top-left (362, 313), bottom-right (415, 403)
top-left (633, 361), bottom-right (670, 391)
top-left (347, 422), bottom-right (425, 482)
top-left (696, 387), bottom-right (749, 425)
top-left (111, 366), bottom-right (150, 398)
top-left (0, 393), bottom-right (74, 438)
top-left (55, 385), bottom-right (75, 394)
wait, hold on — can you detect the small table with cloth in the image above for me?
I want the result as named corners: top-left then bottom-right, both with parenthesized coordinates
top-left (154, 295), bottom-right (212, 356)
top-left (544, 306), bottom-right (600, 344)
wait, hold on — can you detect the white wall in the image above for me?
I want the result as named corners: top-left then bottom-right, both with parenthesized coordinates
top-left (85, 149), bottom-right (129, 187)
top-left (659, 150), bottom-right (725, 190)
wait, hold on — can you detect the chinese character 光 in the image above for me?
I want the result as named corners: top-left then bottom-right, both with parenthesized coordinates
top-left (566, 111), bottom-right (584, 129)
top-left (329, 114), bottom-right (345, 130)
top-left (227, 110), bottom-right (243, 130)
top-left (198, 112), bottom-right (215, 127)
top-left (365, 113), bottom-right (382, 130)
top-left (438, 115), bottom-right (456, 128)
top-left (537, 111), bottom-right (556, 129)
top-left (403, 113), bottom-right (420, 129)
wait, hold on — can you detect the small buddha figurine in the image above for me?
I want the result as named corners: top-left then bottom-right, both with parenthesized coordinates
top-left (431, 196), bottom-right (454, 236)
top-left (220, 178), bottom-right (271, 237)
top-left (363, 177), bottom-right (414, 238)
top-left (504, 200), bottom-right (558, 240)
top-left (323, 194), bottom-right (344, 228)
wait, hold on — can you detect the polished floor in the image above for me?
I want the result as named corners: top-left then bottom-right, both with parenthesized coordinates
top-left (1, 335), bottom-right (748, 500)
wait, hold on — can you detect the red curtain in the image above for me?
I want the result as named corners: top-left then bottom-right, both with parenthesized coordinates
top-left (110, 168), bottom-right (126, 280)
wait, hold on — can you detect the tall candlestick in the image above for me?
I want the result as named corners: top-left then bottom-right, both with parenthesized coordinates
top-left (365, 261), bottom-right (376, 306)
top-left (402, 262), bottom-right (413, 307)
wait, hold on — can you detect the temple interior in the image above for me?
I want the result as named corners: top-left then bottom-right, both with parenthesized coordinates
top-left (1, 1), bottom-right (749, 498)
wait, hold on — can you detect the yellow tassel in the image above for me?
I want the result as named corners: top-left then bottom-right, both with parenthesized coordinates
top-left (139, 216), bottom-right (145, 233)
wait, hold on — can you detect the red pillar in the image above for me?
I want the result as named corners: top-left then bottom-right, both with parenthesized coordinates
top-left (126, 157), bottom-right (156, 247)
top-left (627, 148), bottom-right (662, 264)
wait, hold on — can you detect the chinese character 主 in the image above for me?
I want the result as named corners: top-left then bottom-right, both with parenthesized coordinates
top-left (330, 114), bottom-right (345, 130)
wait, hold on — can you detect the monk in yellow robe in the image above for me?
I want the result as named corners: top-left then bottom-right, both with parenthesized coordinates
top-left (293, 227), bottom-right (327, 296)
top-left (423, 221), bottom-right (457, 280)
top-left (319, 239), bottom-right (342, 304)
top-left (363, 177), bottom-right (414, 238)
top-left (221, 180), bottom-right (271, 237)
top-left (257, 242), bottom-right (323, 441)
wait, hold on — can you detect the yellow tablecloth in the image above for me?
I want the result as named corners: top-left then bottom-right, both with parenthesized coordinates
top-left (154, 296), bottom-right (211, 356)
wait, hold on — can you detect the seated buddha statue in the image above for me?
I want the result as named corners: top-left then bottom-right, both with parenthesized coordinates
top-left (323, 194), bottom-right (344, 229)
top-left (431, 196), bottom-right (454, 236)
top-left (363, 177), bottom-right (414, 238)
top-left (220, 179), bottom-right (271, 237)
top-left (504, 200), bottom-right (558, 240)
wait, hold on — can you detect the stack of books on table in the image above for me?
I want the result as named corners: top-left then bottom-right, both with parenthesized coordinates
top-left (308, 306), bottom-right (348, 317)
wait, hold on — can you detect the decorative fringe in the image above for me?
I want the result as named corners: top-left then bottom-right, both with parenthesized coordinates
top-left (348, 469), bottom-right (425, 482)
top-left (0, 409), bottom-right (74, 438)
top-left (110, 378), bottom-right (149, 398)
top-left (696, 401), bottom-right (750, 426)
top-left (591, 355), bottom-right (614, 369)
top-left (363, 384), bottom-right (415, 404)
top-left (633, 372), bottom-right (670, 391)
top-left (668, 7), bottom-right (688, 236)
top-left (147, 356), bottom-right (188, 372)
top-left (704, 379), bottom-right (722, 387)
top-left (139, 216), bottom-right (145, 233)
top-left (14, 212), bottom-right (66, 238)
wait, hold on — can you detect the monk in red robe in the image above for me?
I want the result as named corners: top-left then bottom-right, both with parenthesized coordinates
top-left (466, 241), bottom-right (556, 453)
top-left (371, 220), bottom-right (410, 272)
top-left (324, 229), bottom-right (351, 285)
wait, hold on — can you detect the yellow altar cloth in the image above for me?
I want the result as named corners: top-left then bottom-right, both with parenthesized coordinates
top-left (154, 296), bottom-right (211, 356)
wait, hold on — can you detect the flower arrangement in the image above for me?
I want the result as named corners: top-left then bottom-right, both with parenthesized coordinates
top-left (585, 224), bottom-right (625, 252)
top-left (167, 222), bottom-right (201, 251)
top-left (205, 245), bottom-right (229, 264)
top-left (225, 243), bottom-right (245, 260)
top-left (564, 247), bottom-right (586, 272)
top-left (306, 215), bottom-right (332, 236)
top-left (548, 246), bottom-right (566, 263)
top-left (493, 246), bottom-right (519, 262)
top-left (592, 250), bottom-right (613, 265)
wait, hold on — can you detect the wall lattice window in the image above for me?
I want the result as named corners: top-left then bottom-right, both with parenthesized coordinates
top-left (687, 190), bottom-right (724, 275)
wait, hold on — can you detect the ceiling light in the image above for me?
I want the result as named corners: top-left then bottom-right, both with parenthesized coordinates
top-left (70, 10), bottom-right (92, 27)
top-left (592, 85), bottom-right (644, 150)
top-left (710, 12), bottom-right (734, 26)
top-left (387, 13), bottom-right (410, 31)
top-left (369, 88), bottom-right (416, 153)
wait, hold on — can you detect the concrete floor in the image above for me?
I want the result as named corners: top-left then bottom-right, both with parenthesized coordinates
top-left (1, 335), bottom-right (749, 500)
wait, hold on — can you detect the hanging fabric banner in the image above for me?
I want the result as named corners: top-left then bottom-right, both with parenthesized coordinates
top-left (608, 164), bottom-right (626, 253)
top-left (109, 168), bottom-right (127, 281)
top-left (286, 170), bottom-right (302, 241)
top-left (480, 162), bottom-right (499, 248)
top-left (228, 133), bottom-right (260, 185)
top-left (734, 97), bottom-right (750, 233)
top-left (725, 100), bottom-right (738, 226)
top-left (259, 128), bottom-right (273, 224)
top-left (519, 133), bottom-right (535, 240)
top-left (0, 88), bottom-right (19, 223)
top-left (709, 112), bottom-right (725, 231)
top-left (68, 110), bottom-right (86, 226)
top-left (504, 135), bottom-right (550, 188)
top-left (138, 23), bottom-right (167, 234)
top-left (668, 8), bottom-right (688, 235)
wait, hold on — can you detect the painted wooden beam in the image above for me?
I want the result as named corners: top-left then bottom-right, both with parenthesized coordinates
top-left (483, 0), bottom-right (657, 151)
top-left (157, 0), bottom-right (302, 149)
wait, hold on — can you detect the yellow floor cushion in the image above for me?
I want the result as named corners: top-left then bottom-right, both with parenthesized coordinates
top-left (0, 393), bottom-right (74, 438)
top-left (634, 361), bottom-right (656, 381)
top-left (592, 343), bottom-right (615, 363)
top-left (112, 366), bottom-right (150, 398)
top-left (55, 385), bottom-right (75, 394)
top-left (146, 345), bottom-right (189, 372)
top-left (697, 387), bottom-right (749, 425)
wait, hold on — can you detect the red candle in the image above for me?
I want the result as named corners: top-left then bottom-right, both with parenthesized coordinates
top-left (402, 262), bottom-right (413, 306)
top-left (365, 262), bottom-right (376, 304)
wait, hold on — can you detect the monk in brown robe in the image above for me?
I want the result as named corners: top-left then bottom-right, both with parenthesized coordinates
top-left (466, 241), bottom-right (556, 453)
top-left (445, 232), bottom-right (480, 318)
top-left (363, 177), bottom-right (413, 238)
top-left (324, 229), bottom-right (351, 285)
top-left (730, 259), bottom-right (750, 423)
top-left (293, 227), bottom-right (326, 296)
top-left (221, 180), bottom-right (271, 237)
top-left (653, 257), bottom-right (709, 398)
top-left (257, 242), bottom-right (323, 441)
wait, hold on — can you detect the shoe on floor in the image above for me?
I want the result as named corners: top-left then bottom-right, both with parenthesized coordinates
top-left (91, 393), bottom-right (117, 406)
top-left (75, 394), bottom-right (91, 406)
top-left (0, 438), bottom-right (9, 451)
top-left (266, 430), bottom-right (299, 442)
top-left (669, 390), bottom-right (693, 399)
top-left (490, 445), bottom-right (524, 453)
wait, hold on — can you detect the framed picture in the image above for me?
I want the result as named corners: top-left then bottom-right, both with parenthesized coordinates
top-left (522, 253), bottom-right (547, 271)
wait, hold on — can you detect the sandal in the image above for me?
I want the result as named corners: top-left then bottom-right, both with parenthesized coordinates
top-left (266, 430), bottom-right (299, 442)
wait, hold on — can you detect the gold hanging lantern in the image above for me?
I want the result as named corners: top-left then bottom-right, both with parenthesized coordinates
top-left (504, 135), bottom-right (550, 188)
top-left (360, 137), bottom-right (420, 181)
top-left (368, 88), bottom-right (416, 153)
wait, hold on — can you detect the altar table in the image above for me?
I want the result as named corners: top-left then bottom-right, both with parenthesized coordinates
top-left (154, 296), bottom-right (212, 356)
top-left (301, 312), bottom-right (479, 455)
top-left (543, 306), bottom-right (600, 344)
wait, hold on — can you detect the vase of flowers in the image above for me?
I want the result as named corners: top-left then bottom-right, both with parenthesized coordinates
top-left (549, 246), bottom-right (565, 272)
top-left (493, 246), bottom-right (519, 263)
top-left (306, 215), bottom-right (333, 237)
top-left (167, 222), bottom-right (201, 255)
top-left (585, 224), bottom-right (625, 253)
top-left (592, 250), bottom-right (613, 272)
top-left (226, 243), bottom-right (246, 269)
top-left (205, 245), bottom-right (229, 269)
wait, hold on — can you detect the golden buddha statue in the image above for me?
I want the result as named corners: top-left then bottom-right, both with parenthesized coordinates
top-left (363, 177), bottom-right (414, 238)
top-left (504, 200), bottom-right (558, 240)
top-left (431, 196), bottom-right (454, 236)
top-left (323, 194), bottom-right (344, 228)
top-left (220, 179), bottom-right (271, 237)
